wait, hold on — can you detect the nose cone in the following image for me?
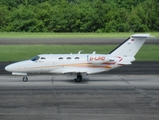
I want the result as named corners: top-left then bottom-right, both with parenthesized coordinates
top-left (5, 60), bottom-right (31, 73)
top-left (5, 64), bottom-right (16, 72)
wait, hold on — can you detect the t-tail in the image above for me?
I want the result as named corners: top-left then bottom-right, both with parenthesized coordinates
top-left (109, 34), bottom-right (150, 57)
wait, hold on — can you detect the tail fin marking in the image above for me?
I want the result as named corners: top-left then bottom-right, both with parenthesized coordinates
top-left (109, 34), bottom-right (150, 56)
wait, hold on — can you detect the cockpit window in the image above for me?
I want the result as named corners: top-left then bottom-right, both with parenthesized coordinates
top-left (31, 56), bottom-right (40, 61)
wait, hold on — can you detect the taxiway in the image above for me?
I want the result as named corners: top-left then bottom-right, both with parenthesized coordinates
top-left (0, 38), bottom-right (158, 45)
top-left (0, 74), bottom-right (159, 120)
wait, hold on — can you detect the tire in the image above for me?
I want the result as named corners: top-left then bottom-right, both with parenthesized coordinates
top-left (23, 77), bottom-right (28, 82)
top-left (75, 75), bottom-right (82, 82)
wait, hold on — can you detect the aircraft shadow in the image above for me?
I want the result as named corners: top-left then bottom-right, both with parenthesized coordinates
top-left (7, 79), bottom-right (128, 83)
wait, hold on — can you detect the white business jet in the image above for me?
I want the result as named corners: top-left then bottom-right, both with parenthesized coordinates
top-left (5, 34), bottom-right (150, 82)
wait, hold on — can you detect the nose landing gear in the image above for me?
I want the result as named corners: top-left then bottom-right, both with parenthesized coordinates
top-left (23, 76), bottom-right (28, 82)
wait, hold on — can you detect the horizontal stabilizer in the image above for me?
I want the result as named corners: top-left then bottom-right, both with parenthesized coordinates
top-left (117, 61), bottom-right (132, 65)
top-left (131, 34), bottom-right (150, 38)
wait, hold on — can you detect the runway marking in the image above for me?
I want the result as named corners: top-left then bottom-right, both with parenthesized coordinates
top-left (150, 100), bottom-right (159, 108)
top-left (119, 75), bottom-right (130, 85)
top-left (52, 76), bottom-right (62, 120)
top-left (119, 75), bottom-right (159, 108)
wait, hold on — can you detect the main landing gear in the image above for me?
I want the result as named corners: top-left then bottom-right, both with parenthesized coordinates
top-left (74, 74), bottom-right (82, 82)
top-left (22, 75), bottom-right (83, 82)
top-left (23, 76), bottom-right (28, 82)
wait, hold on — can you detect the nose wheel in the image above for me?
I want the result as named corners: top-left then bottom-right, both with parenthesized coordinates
top-left (75, 74), bottom-right (82, 82)
top-left (23, 77), bottom-right (28, 82)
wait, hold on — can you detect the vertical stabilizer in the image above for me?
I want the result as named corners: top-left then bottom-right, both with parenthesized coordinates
top-left (109, 34), bottom-right (150, 56)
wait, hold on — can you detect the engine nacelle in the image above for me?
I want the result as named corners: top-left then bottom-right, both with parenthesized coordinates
top-left (88, 55), bottom-right (110, 64)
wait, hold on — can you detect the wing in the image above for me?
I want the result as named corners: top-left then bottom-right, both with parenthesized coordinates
top-left (49, 66), bottom-right (108, 74)
top-left (49, 67), bottom-right (88, 74)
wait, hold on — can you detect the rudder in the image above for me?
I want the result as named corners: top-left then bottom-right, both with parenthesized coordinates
top-left (109, 34), bottom-right (150, 56)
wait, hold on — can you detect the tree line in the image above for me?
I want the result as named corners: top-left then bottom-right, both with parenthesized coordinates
top-left (0, 0), bottom-right (159, 32)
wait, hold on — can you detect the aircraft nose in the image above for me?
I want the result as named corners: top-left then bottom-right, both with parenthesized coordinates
top-left (5, 64), bottom-right (15, 72)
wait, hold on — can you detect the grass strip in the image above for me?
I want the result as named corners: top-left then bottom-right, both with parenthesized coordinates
top-left (0, 32), bottom-right (158, 38)
top-left (0, 45), bottom-right (158, 62)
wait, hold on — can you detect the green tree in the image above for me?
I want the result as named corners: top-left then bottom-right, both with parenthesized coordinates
top-left (0, 6), bottom-right (9, 31)
top-left (0, 0), bottom-right (158, 32)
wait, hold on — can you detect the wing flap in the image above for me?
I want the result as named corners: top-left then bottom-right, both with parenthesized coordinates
top-left (49, 67), bottom-right (88, 74)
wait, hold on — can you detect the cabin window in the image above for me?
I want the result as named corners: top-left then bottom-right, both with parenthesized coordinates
top-left (67, 57), bottom-right (71, 60)
top-left (31, 56), bottom-right (40, 61)
top-left (75, 57), bottom-right (80, 60)
top-left (59, 57), bottom-right (63, 60)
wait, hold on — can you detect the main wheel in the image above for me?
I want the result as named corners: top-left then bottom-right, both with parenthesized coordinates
top-left (23, 77), bottom-right (28, 82)
top-left (75, 75), bottom-right (82, 82)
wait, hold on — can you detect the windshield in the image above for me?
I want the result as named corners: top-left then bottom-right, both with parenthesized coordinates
top-left (31, 56), bottom-right (40, 61)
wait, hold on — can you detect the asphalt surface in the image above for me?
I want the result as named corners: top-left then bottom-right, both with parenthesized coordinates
top-left (0, 38), bottom-right (159, 44)
top-left (0, 74), bottom-right (159, 120)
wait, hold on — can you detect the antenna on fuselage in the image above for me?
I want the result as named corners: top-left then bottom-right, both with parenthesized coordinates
top-left (92, 51), bottom-right (96, 54)
top-left (78, 50), bottom-right (83, 54)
